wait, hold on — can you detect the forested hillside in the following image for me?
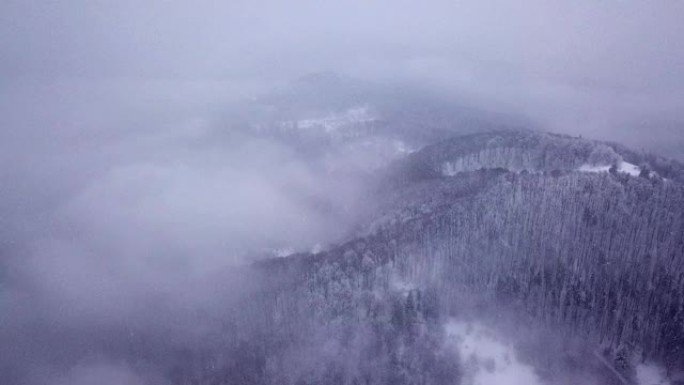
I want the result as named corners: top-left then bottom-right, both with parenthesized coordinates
top-left (399, 130), bottom-right (684, 182)
top-left (151, 131), bottom-right (684, 385)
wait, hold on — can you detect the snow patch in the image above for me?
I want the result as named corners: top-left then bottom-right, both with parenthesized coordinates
top-left (578, 164), bottom-right (612, 173)
top-left (620, 161), bottom-right (641, 176)
top-left (292, 106), bottom-right (376, 133)
top-left (393, 140), bottom-right (415, 155)
top-left (268, 244), bottom-right (325, 258)
top-left (578, 161), bottom-right (641, 176)
top-left (273, 247), bottom-right (295, 258)
top-left (445, 321), bottom-right (543, 385)
top-left (636, 363), bottom-right (671, 385)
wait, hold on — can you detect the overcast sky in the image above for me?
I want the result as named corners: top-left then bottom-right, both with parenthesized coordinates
top-left (2, 1), bottom-right (683, 84)
top-left (2, 0), bottom-right (684, 145)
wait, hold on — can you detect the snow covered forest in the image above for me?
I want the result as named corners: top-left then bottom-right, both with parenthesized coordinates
top-left (150, 131), bottom-right (684, 385)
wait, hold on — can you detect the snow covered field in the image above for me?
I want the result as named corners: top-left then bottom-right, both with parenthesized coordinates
top-left (445, 320), bottom-right (673, 385)
top-left (635, 362), bottom-right (671, 385)
top-left (578, 161), bottom-right (641, 176)
top-left (445, 321), bottom-right (543, 385)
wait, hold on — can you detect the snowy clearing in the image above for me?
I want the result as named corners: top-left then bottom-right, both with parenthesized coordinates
top-left (578, 161), bottom-right (641, 176)
top-left (293, 106), bottom-right (376, 133)
top-left (445, 321), bottom-right (543, 385)
top-left (635, 363), bottom-right (671, 385)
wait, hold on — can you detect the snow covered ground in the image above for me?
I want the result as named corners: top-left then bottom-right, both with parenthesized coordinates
top-left (635, 363), bottom-right (671, 385)
top-left (273, 247), bottom-right (295, 258)
top-left (445, 320), bottom-right (673, 385)
top-left (619, 162), bottom-right (641, 176)
top-left (445, 321), bottom-right (543, 385)
top-left (578, 161), bottom-right (641, 176)
top-left (290, 105), bottom-right (377, 133)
